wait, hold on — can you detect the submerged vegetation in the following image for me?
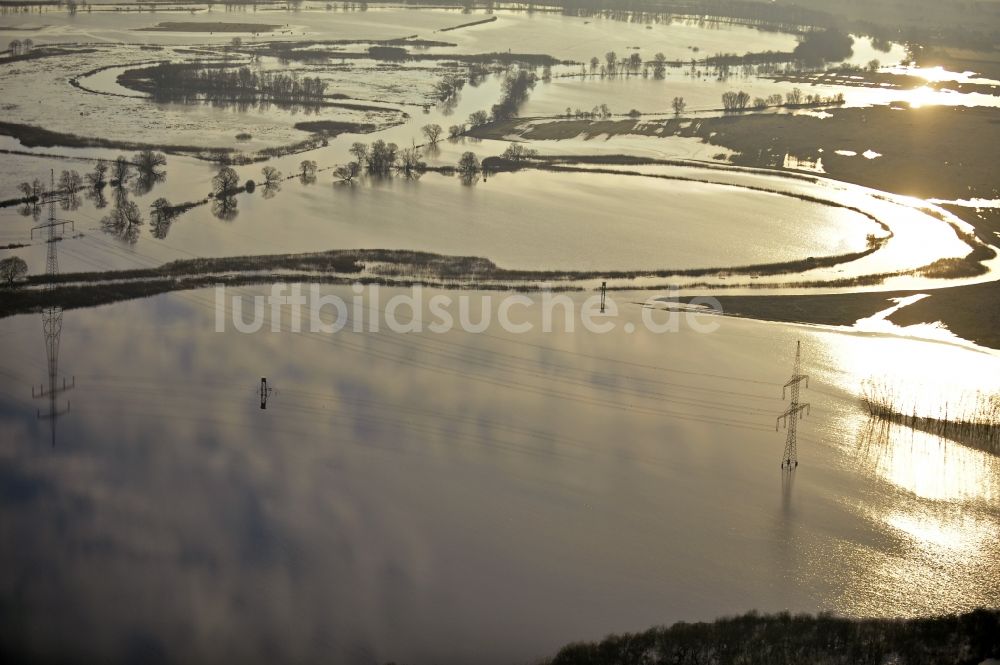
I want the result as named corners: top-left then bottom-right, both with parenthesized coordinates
top-left (491, 67), bottom-right (538, 121)
top-left (862, 380), bottom-right (1000, 455)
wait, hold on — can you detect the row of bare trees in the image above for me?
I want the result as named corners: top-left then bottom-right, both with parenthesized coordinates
top-left (15, 151), bottom-right (165, 211)
top-left (723, 88), bottom-right (845, 111)
top-left (586, 50), bottom-right (672, 79)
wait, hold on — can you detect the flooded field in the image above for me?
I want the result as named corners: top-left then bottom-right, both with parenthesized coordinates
top-left (0, 287), bottom-right (998, 663)
top-left (0, 165), bottom-right (885, 271)
top-left (1, 2), bottom-right (999, 664)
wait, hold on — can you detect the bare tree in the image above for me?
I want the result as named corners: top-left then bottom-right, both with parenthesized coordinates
top-left (434, 74), bottom-right (465, 101)
top-left (366, 141), bottom-right (397, 175)
top-left (213, 165), bottom-right (240, 196)
top-left (672, 97), bottom-right (686, 115)
top-left (86, 160), bottom-right (108, 189)
top-left (468, 110), bottom-right (489, 127)
top-left (149, 197), bottom-right (178, 239)
top-left (349, 142), bottom-right (369, 168)
top-left (604, 51), bottom-right (617, 75)
top-left (118, 199), bottom-right (142, 227)
top-left (457, 151), bottom-right (480, 183)
top-left (396, 144), bottom-right (424, 178)
top-left (0, 256), bottom-right (27, 286)
top-left (150, 197), bottom-right (174, 219)
top-left (111, 156), bottom-right (131, 187)
top-left (500, 143), bottom-right (537, 162)
top-left (421, 123), bottom-right (443, 145)
top-left (102, 199), bottom-right (143, 244)
top-left (722, 90), bottom-right (750, 111)
top-left (134, 150), bottom-right (167, 179)
top-left (261, 166), bottom-right (282, 186)
top-left (299, 160), bottom-right (317, 183)
top-left (333, 163), bottom-right (357, 183)
top-left (58, 170), bottom-right (82, 193)
top-left (652, 52), bottom-right (667, 79)
top-left (18, 179), bottom-right (44, 200)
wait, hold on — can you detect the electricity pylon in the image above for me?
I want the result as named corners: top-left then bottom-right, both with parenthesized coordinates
top-left (31, 170), bottom-right (75, 447)
top-left (776, 340), bottom-right (809, 469)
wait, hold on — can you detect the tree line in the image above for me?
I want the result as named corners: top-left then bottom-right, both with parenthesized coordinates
top-left (722, 88), bottom-right (845, 111)
top-left (451, 67), bottom-right (538, 135)
top-left (543, 608), bottom-right (1000, 665)
top-left (491, 67), bottom-right (538, 121)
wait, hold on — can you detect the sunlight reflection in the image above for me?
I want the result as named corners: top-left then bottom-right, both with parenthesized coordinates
top-left (815, 331), bottom-right (1000, 502)
top-left (907, 85), bottom-right (941, 109)
top-left (842, 505), bottom-right (1000, 616)
top-left (885, 510), bottom-right (992, 553)
top-left (820, 332), bottom-right (1000, 419)
top-left (884, 64), bottom-right (1000, 86)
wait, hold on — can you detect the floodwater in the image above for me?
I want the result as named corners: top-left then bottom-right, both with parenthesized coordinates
top-left (0, 286), bottom-right (997, 664)
top-left (2, 6), bottom-right (999, 663)
top-left (520, 66), bottom-right (1000, 118)
top-left (0, 165), bottom-right (887, 275)
top-left (0, 143), bottom-right (982, 292)
top-left (0, 5), bottom-right (800, 61)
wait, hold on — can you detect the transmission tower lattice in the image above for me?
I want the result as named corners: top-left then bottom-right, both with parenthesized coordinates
top-left (31, 170), bottom-right (75, 446)
top-left (776, 340), bottom-right (809, 469)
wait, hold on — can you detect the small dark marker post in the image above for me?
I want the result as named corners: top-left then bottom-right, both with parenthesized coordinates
top-left (260, 378), bottom-right (268, 410)
top-left (600, 281), bottom-right (607, 314)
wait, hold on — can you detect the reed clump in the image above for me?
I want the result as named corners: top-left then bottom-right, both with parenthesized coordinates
top-left (861, 379), bottom-right (1000, 455)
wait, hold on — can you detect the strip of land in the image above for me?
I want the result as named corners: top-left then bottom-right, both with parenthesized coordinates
top-left (1, 242), bottom-right (997, 349)
top-left (698, 282), bottom-right (1000, 351)
top-left (439, 15), bottom-right (498, 33)
top-left (137, 22), bottom-right (281, 33)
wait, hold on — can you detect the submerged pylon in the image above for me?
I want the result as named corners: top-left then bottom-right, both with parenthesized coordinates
top-left (776, 341), bottom-right (810, 469)
top-left (31, 170), bottom-right (75, 446)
